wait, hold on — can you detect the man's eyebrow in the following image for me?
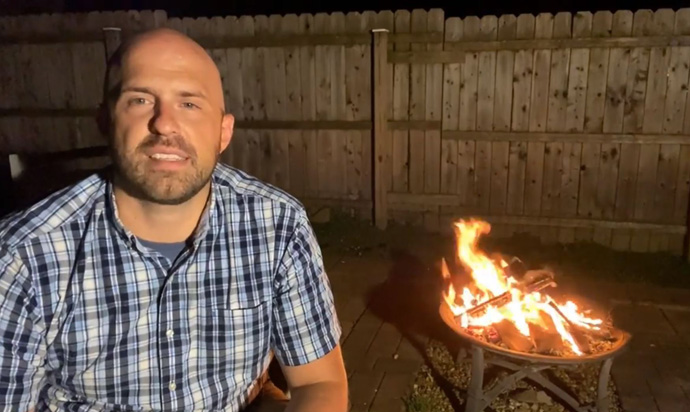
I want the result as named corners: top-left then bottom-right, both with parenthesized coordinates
top-left (178, 90), bottom-right (207, 99)
top-left (121, 86), bottom-right (155, 95)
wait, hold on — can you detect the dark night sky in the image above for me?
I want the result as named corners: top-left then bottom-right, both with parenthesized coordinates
top-left (6, 0), bottom-right (690, 18)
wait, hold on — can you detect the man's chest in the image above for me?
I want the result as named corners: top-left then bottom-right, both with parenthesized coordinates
top-left (40, 237), bottom-right (277, 410)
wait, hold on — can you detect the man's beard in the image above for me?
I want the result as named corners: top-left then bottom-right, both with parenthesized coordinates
top-left (110, 134), bottom-right (217, 205)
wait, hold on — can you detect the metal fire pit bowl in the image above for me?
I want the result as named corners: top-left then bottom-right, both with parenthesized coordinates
top-left (440, 301), bottom-right (632, 412)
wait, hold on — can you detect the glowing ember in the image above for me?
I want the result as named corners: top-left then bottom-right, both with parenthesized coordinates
top-left (442, 219), bottom-right (604, 356)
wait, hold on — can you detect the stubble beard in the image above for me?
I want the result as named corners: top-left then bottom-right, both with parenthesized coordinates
top-left (111, 135), bottom-right (217, 205)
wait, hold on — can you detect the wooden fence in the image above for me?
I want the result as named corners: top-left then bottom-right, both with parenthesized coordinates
top-left (1, 8), bottom-right (690, 256)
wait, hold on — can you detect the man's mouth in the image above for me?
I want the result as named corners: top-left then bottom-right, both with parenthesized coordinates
top-left (150, 153), bottom-right (187, 161)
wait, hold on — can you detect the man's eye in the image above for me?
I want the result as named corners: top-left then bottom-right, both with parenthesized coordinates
top-left (129, 98), bottom-right (148, 105)
top-left (182, 102), bottom-right (198, 109)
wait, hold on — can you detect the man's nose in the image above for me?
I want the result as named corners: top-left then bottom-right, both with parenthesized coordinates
top-left (149, 102), bottom-right (180, 136)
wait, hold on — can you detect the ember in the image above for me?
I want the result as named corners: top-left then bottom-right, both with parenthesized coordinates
top-left (441, 218), bottom-right (617, 357)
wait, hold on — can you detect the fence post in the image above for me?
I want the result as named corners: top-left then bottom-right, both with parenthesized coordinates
top-left (103, 27), bottom-right (123, 61)
top-left (372, 28), bottom-right (390, 230)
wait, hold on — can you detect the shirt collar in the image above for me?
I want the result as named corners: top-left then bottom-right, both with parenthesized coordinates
top-left (103, 166), bottom-right (224, 250)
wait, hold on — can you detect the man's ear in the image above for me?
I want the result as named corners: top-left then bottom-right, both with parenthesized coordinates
top-left (219, 112), bottom-right (235, 153)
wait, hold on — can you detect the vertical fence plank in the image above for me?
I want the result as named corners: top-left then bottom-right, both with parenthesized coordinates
top-left (675, 9), bottom-right (690, 255)
top-left (633, 9), bottom-right (674, 252)
top-left (373, 28), bottom-right (390, 229)
top-left (424, 9), bottom-right (444, 231)
top-left (282, 14), bottom-right (305, 198)
top-left (392, 10), bottom-right (411, 194)
top-left (524, 13), bottom-right (553, 227)
top-left (441, 17), bottom-right (462, 196)
top-left (333, 12), bottom-right (348, 198)
top-left (345, 11), bottom-right (364, 203)
top-left (224, 16), bottom-right (247, 172)
top-left (298, 14), bottom-right (318, 198)
top-left (458, 16), bottom-right (480, 209)
top-left (360, 11), bottom-right (377, 205)
top-left (408, 9), bottom-right (427, 195)
top-left (313, 13), bottom-right (333, 197)
top-left (559, 11), bottom-right (591, 244)
top-left (489, 14), bottom-right (516, 236)
top-left (238, 16), bottom-right (262, 179)
top-left (541, 12), bottom-right (572, 243)
top-left (659, 9), bottom-right (690, 253)
top-left (595, 11), bottom-right (632, 247)
top-left (613, 9), bottom-right (653, 251)
top-left (577, 11), bottom-right (612, 243)
top-left (474, 15), bottom-right (497, 213)
top-left (506, 14), bottom-right (535, 221)
top-left (0, 17), bottom-right (21, 151)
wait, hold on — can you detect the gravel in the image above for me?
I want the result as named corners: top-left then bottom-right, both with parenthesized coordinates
top-left (403, 340), bottom-right (622, 412)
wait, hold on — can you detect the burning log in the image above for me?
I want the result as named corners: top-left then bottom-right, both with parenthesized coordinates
top-left (529, 313), bottom-right (567, 354)
top-left (493, 319), bottom-right (535, 352)
top-left (462, 269), bottom-right (556, 318)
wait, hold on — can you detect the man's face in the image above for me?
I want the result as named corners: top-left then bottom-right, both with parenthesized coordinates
top-left (108, 34), bottom-right (232, 205)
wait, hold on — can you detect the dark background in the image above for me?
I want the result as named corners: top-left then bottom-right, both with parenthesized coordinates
top-left (1, 0), bottom-right (688, 18)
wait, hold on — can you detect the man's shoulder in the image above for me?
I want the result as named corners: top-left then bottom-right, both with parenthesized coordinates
top-left (0, 173), bottom-right (106, 253)
top-left (213, 163), bottom-right (308, 218)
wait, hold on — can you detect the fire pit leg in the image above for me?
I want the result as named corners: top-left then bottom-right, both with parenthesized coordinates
top-left (596, 358), bottom-right (613, 412)
top-left (465, 345), bottom-right (484, 412)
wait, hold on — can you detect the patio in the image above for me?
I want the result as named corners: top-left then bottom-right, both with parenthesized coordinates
top-left (315, 215), bottom-right (690, 412)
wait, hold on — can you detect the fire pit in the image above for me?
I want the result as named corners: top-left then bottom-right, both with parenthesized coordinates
top-left (438, 219), bottom-right (631, 412)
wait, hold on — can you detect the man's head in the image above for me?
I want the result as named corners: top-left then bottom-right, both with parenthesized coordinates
top-left (100, 28), bottom-right (234, 205)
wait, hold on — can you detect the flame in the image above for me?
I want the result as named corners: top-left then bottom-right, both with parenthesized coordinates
top-left (442, 219), bottom-right (604, 356)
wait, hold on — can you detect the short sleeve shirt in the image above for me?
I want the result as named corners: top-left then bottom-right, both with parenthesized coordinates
top-left (0, 163), bottom-right (341, 412)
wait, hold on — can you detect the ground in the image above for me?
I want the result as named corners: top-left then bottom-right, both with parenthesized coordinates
top-left (311, 213), bottom-right (690, 412)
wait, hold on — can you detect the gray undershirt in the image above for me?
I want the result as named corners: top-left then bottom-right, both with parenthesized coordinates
top-left (138, 238), bottom-right (187, 263)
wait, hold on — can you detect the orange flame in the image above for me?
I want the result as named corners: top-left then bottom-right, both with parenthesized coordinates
top-left (442, 219), bottom-right (603, 355)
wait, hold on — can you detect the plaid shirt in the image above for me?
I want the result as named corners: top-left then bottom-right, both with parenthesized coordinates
top-left (0, 163), bottom-right (341, 412)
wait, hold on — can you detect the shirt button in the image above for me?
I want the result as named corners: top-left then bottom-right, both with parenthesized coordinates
top-left (166, 329), bottom-right (175, 338)
top-left (169, 382), bottom-right (177, 391)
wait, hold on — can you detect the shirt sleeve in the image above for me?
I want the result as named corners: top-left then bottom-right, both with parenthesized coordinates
top-left (0, 249), bottom-right (47, 411)
top-left (270, 212), bottom-right (342, 366)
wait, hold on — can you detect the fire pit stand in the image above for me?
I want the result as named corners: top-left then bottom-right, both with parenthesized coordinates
top-left (463, 344), bottom-right (615, 412)
top-left (440, 302), bottom-right (631, 412)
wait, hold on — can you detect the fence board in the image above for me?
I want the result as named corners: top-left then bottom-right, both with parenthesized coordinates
top-left (556, 12), bottom-right (591, 244)
top-left (487, 15), bottom-right (516, 238)
top-left (524, 13), bottom-right (553, 223)
top-left (612, 10), bottom-right (652, 251)
top-left (506, 14), bottom-right (535, 218)
top-left (237, 16), bottom-right (262, 179)
top-left (281, 14), bottom-right (305, 197)
top-left (632, 9), bottom-right (675, 252)
top-left (298, 14), bottom-right (318, 198)
top-left (540, 12), bottom-right (571, 243)
top-left (593, 11), bottom-right (633, 246)
top-left (663, 9), bottom-right (690, 252)
top-left (474, 16), bottom-right (497, 213)
top-left (409, 9), bottom-right (427, 195)
top-left (440, 17), bottom-right (462, 195)
top-left (393, 10), bottom-right (411, 193)
top-left (345, 12), bottom-right (365, 202)
top-left (575, 11), bottom-right (612, 243)
top-left (424, 9), bottom-right (444, 231)
top-left (458, 16), bottom-right (480, 209)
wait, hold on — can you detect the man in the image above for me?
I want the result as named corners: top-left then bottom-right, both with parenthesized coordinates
top-left (0, 28), bottom-right (347, 412)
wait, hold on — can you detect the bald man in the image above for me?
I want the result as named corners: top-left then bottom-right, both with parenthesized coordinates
top-left (0, 28), bottom-right (347, 412)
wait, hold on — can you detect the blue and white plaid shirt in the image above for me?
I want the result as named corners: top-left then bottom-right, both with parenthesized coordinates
top-left (0, 163), bottom-right (341, 412)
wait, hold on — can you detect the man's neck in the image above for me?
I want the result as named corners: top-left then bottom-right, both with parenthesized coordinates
top-left (112, 184), bottom-right (211, 243)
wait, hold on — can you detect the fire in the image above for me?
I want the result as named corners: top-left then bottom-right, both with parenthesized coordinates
top-left (442, 219), bottom-right (604, 356)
